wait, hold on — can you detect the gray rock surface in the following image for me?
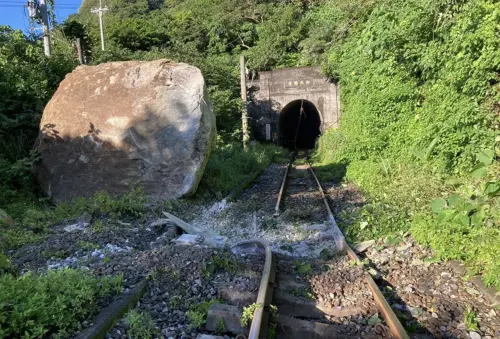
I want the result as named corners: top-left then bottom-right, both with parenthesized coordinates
top-left (36, 59), bottom-right (216, 201)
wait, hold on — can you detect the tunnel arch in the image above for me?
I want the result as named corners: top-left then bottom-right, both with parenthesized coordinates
top-left (279, 99), bottom-right (321, 149)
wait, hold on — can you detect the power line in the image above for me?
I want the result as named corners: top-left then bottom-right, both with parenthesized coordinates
top-left (90, 0), bottom-right (108, 51)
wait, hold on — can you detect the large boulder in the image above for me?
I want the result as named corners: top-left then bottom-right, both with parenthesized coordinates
top-left (36, 59), bottom-right (216, 202)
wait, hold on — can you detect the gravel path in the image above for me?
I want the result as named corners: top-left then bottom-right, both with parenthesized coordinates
top-left (275, 253), bottom-right (392, 338)
top-left (107, 247), bottom-right (265, 339)
top-left (359, 237), bottom-right (500, 339)
top-left (188, 158), bottom-right (344, 257)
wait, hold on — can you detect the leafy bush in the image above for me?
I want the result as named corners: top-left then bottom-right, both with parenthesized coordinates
top-left (0, 269), bottom-right (123, 338)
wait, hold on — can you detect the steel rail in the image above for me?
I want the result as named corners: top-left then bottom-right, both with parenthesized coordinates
top-left (345, 246), bottom-right (410, 339)
top-left (231, 239), bottom-right (276, 339)
top-left (306, 156), bottom-right (410, 339)
top-left (305, 151), bottom-right (346, 250)
top-left (274, 151), bottom-right (296, 216)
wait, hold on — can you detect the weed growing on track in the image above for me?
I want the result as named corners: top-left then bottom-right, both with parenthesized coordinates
top-left (464, 306), bottom-right (479, 332)
top-left (240, 302), bottom-right (262, 327)
top-left (169, 295), bottom-right (182, 309)
top-left (216, 319), bottom-right (226, 335)
top-left (203, 252), bottom-right (239, 278)
top-left (291, 288), bottom-right (316, 300)
top-left (187, 299), bottom-right (222, 330)
top-left (292, 260), bottom-right (312, 276)
top-left (126, 310), bottom-right (158, 339)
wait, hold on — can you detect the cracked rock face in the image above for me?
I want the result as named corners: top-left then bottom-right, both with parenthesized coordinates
top-left (36, 59), bottom-right (216, 202)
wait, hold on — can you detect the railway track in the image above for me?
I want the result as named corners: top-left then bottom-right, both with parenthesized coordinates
top-left (205, 151), bottom-right (410, 339)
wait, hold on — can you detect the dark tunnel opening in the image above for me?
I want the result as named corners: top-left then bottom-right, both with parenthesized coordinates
top-left (279, 100), bottom-right (321, 149)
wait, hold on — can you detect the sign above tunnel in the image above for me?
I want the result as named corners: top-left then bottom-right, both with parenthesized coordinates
top-left (285, 79), bottom-right (312, 88)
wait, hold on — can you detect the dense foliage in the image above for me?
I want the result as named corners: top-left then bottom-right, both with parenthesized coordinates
top-left (312, 0), bottom-right (500, 287)
top-left (0, 269), bottom-right (123, 338)
top-left (0, 27), bottom-right (78, 219)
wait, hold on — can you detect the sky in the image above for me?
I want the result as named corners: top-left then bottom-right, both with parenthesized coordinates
top-left (0, 1), bottom-right (82, 32)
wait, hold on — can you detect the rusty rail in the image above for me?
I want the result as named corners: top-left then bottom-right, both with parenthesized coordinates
top-left (231, 240), bottom-right (276, 339)
top-left (305, 156), bottom-right (410, 339)
top-left (305, 153), bottom-right (346, 251)
top-left (274, 151), bottom-right (296, 216)
top-left (345, 246), bottom-right (410, 339)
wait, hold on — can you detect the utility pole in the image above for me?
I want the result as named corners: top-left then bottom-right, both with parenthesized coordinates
top-left (91, 0), bottom-right (109, 51)
top-left (76, 38), bottom-right (84, 64)
top-left (39, 0), bottom-right (51, 56)
top-left (240, 55), bottom-right (250, 151)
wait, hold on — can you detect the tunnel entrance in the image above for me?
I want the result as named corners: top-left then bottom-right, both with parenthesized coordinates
top-left (279, 100), bottom-right (321, 149)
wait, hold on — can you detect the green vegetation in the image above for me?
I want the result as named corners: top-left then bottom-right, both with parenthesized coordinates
top-left (291, 287), bottom-right (316, 300)
top-left (312, 0), bottom-right (500, 287)
top-left (0, 269), bottom-right (123, 338)
top-left (0, 26), bottom-right (77, 224)
top-left (125, 310), bottom-right (158, 339)
top-left (464, 306), bottom-right (480, 332)
top-left (187, 299), bottom-right (222, 330)
top-left (0, 252), bottom-right (14, 275)
top-left (292, 260), bottom-right (313, 276)
top-left (169, 294), bottom-right (182, 309)
top-left (0, 0), bottom-right (497, 324)
top-left (76, 240), bottom-right (99, 251)
top-left (240, 302), bottom-right (262, 327)
top-left (203, 252), bottom-right (239, 278)
top-left (1, 189), bottom-right (146, 252)
top-left (199, 139), bottom-right (285, 197)
top-left (268, 304), bottom-right (278, 339)
top-left (216, 319), bottom-right (226, 335)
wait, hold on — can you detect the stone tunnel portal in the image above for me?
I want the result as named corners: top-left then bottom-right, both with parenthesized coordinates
top-left (279, 100), bottom-right (321, 149)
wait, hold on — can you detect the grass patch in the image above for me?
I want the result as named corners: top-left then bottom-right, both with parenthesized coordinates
top-left (464, 305), bottom-right (479, 332)
top-left (203, 252), bottom-right (239, 278)
top-left (0, 269), bottom-right (123, 338)
top-left (199, 140), bottom-right (286, 198)
top-left (314, 135), bottom-right (500, 288)
top-left (126, 310), bottom-right (157, 339)
top-left (187, 299), bottom-right (222, 330)
top-left (292, 260), bottom-right (312, 276)
top-left (0, 189), bottom-right (147, 252)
